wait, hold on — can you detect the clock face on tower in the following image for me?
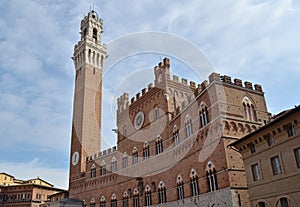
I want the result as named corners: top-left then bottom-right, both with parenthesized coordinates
top-left (72, 151), bottom-right (80, 166)
top-left (134, 111), bottom-right (145, 130)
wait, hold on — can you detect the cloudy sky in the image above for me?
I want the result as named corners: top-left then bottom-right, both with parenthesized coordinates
top-left (0, 0), bottom-right (299, 189)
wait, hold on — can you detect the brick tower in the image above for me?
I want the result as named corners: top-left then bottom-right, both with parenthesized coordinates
top-left (69, 10), bottom-right (106, 187)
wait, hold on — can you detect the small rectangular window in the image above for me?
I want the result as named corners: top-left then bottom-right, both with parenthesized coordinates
top-left (294, 148), bottom-right (300, 168)
top-left (284, 124), bottom-right (296, 137)
top-left (251, 163), bottom-right (261, 181)
top-left (270, 155), bottom-right (282, 175)
top-left (248, 143), bottom-right (256, 154)
top-left (264, 134), bottom-right (275, 146)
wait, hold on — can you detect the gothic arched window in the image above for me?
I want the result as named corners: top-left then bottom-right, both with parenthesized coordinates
top-left (176, 175), bottom-right (184, 200)
top-left (132, 147), bottom-right (138, 165)
top-left (91, 164), bottom-right (96, 178)
top-left (185, 115), bottom-right (193, 137)
top-left (100, 196), bottom-right (106, 207)
top-left (111, 193), bottom-right (117, 207)
top-left (173, 125), bottom-right (179, 146)
top-left (144, 185), bottom-right (152, 206)
top-left (199, 102), bottom-right (209, 128)
top-left (90, 198), bottom-right (95, 207)
top-left (122, 191), bottom-right (128, 207)
top-left (190, 169), bottom-right (199, 196)
top-left (158, 181), bottom-right (167, 204)
top-left (111, 157), bottom-right (117, 172)
top-left (133, 188), bottom-right (139, 207)
top-left (206, 161), bottom-right (218, 192)
top-left (143, 142), bottom-right (150, 160)
top-left (155, 136), bottom-right (163, 154)
top-left (122, 152), bottom-right (128, 169)
top-left (242, 97), bottom-right (257, 122)
top-left (100, 161), bottom-right (106, 176)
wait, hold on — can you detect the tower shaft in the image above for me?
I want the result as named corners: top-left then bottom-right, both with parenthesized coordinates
top-left (69, 10), bottom-right (107, 179)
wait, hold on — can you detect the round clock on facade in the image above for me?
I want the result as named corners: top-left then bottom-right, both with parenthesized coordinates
top-left (134, 111), bottom-right (145, 130)
top-left (72, 151), bottom-right (80, 166)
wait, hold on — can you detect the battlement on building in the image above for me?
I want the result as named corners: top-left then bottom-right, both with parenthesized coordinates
top-left (86, 146), bottom-right (118, 162)
top-left (207, 72), bottom-right (263, 92)
top-left (117, 59), bottom-right (263, 113)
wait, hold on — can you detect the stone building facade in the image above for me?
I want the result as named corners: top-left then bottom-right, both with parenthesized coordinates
top-left (0, 173), bottom-right (65, 207)
top-left (68, 10), bottom-right (270, 207)
top-left (230, 106), bottom-right (300, 207)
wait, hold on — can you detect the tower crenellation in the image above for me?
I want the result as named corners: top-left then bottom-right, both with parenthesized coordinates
top-left (73, 10), bottom-right (106, 71)
top-left (117, 92), bottom-right (129, 112)
top-left (154, 57), bottom-right (171, 86)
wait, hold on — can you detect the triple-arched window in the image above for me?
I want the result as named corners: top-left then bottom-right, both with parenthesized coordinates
top-left (133, 188), bottom-right (139, 207)
top-left (176, 175), bottom-right (184, 200)
top-left (242, 96), bottom-right (257, 121)
top-left (206, 161), bottom-right (218, 192)
top-left (90, 198), bottom-right (95, 207)
top-left (122, 191), bottom-right (129, 207)
top-left (190, 169), bottom-right (199, 196)
top-left (158, 181), bottom-right (167, 204)
top-left (100, 195), bottom-right (105, 207)
top-left (144, 185), bottom-right (152, 206)
top-left (111, 193), bottom-right (117, 207)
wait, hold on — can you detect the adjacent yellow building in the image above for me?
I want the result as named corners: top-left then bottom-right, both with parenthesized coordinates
top-left (230, 106), bottom-right (300, 207)
top-left (0, 173), bottom-right (53, 187)
top-left (0, 173), bottom-right (14, 187)
top-left (0, 173), bottom-right (65, 207)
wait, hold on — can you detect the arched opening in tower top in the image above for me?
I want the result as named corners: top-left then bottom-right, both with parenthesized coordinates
top-left (93, 28), bottom-right (97, 42)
